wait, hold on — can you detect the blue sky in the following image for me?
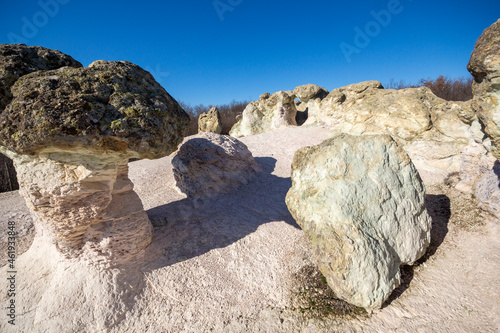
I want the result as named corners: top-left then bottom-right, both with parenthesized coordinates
top-left (1, 0), bottom-right (499, 106)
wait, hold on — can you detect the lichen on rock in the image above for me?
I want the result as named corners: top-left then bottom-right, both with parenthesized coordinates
top-left (0, 45), bottom-right (190, 265)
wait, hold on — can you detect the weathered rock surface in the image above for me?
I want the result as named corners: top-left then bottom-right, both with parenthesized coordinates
top-left (293, 83), bottom-right (329, 103)
top-left (0, 44), bottom-right (82, 113)
top-left (198, 106), bottom-right (222, 134)
top-left (230, 90), bottom-right (297, 137)
top-left (313, 81), bottom-right (475, 185)
top-left (456, 141), bottom-right (500, 218)
top-left (172, 132), bottom-right (260, 200)
top-left (468, 19), bottom-right (500, 159)
top-left (286, 133), bottom-right (432, 310)
top-left (0, 50), bottom-right (189, 265)
top-left (0, 60), bottom-right (189, 158)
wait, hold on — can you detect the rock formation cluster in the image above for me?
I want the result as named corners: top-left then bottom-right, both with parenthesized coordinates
top-left (172, 132), bottom-right (260, 201)
top-left (230, 90), bottom-right (298, 137)
top-left (286, 134), bottom-right (432, 309)
top-left (0, 45), bottom-right (189, 265)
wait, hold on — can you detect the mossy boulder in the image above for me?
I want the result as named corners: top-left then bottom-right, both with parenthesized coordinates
top-left (0, 60), bottom-right (189, 159)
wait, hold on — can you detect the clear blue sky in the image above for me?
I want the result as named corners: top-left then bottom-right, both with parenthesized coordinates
top-left (1, 0), bottom-right (499, 106)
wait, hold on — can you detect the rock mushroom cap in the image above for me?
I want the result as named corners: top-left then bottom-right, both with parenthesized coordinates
top-left (293, 83), bottom-right (329, 103)
top-left (0, 44), bottom-right (82, 112)
top-left (467, 19), bottom-right (500, 80)
top-left (0, 60), bottom-right (190, 159)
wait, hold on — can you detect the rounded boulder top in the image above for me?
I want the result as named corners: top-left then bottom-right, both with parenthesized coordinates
top-left (0, 43), bottom-right (83, 111)
top-left (0, 58), bottom-right (190, 159)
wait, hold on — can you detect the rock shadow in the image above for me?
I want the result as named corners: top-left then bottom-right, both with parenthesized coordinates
top-left (494, 160), bottom-right (500, 188)
top-left (141, 156), bottom-right (299, 272)
top-left (383, 194), bottom-right (451, 307)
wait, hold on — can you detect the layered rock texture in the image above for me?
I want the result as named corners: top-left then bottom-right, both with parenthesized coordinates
top-left (230, 90), bottom-right (298, 137)
top-left (468, 19), bottom-right (500, 160)
top-left (198, 106), bottom-right (222, 134)
top-left (172, 132), bottom-right (260, 201)
top-left (0, 45), bottom-right (189, 264)
top-left (286, 134), bottom-right (432, 310)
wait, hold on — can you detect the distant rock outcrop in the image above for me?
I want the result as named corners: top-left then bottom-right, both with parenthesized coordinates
top-left (198, 106), bottom-right (222, 134)
top-left (234, 80), bottom-right (479, 185)
top-left (286, 133), bottom-right (432, 310)
top-left (230, 90), bottom-right (298, 137)
top-left (172, 132), bottom-right (260, 201)
top-left (468, 19), bottom-right (500, 160)
top-left (0, 49), bottom-right (189, 265)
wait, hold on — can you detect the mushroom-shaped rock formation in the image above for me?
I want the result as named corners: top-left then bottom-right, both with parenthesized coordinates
top-left (0, 56), bottom-right (189, 265)
top-left (172, 132), bottom-right (260, 201)
top-left (468, 19), bottom-right (500, 160)
top-left (230, 90), bottom-right (298, 137)
top-left (198, 106), bottom-right (222, 134)
top-left (286, 134), bottom-right (432, 310)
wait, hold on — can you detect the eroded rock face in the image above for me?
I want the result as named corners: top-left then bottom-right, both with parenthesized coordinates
top-left (286, 134), bottom-right (432, 310)
top-left (0, 44), bottom-right (82, 112)
top-left (468, 19), bottom-right (500, 160)
top-left (0, 48), bottom-right (189, 265)
top-left (3, 147), bottom-right (152, 264)
top-left (198, 106), bottom-right (222, 134)
top-left (317, 81), bottom-right (476, 185)
top-left (230, 90), bottom-right (298, 137)
top-left (172, 132), bottom-right (260, 200)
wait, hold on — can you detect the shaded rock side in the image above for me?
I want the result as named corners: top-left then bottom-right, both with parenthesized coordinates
top-left (285, 133), bottom-right (432, 310)
top-left (198, 106), bottom-right (222, 134)
top-left (230, 90), bottom-right (297, 137)
top-left (172, 132), bottom-right (260, 200)
top-left (468, 19), bottom-right (500, 160)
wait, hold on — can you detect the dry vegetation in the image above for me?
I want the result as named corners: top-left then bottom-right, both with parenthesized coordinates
top-left (385, 75), bottom-right (473, 101)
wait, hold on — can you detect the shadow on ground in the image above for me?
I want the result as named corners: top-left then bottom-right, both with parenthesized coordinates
top-left (383, 194), bottom-right (451, 307)
top-left (141, 156), bottom-right (299, 271)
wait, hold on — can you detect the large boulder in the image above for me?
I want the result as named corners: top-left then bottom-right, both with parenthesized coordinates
top-left (198, 106), bottom-right (222, 134)
top-left (0, 49), bottom-right (189, 265)
top-left (468, 19), bottom-right (500, 160)
top-left (286, 133), bottom-right (432, 310)
top-left (230, 90), bottom-right (298, 137)
top-left (172, 132), bottom-right (260, 201)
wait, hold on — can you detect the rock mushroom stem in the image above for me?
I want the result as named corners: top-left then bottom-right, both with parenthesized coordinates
top-left (2, 146), bottom-right (152, 265)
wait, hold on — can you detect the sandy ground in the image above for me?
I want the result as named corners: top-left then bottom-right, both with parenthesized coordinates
top-left (0, 126), bottom-right (499, 332)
